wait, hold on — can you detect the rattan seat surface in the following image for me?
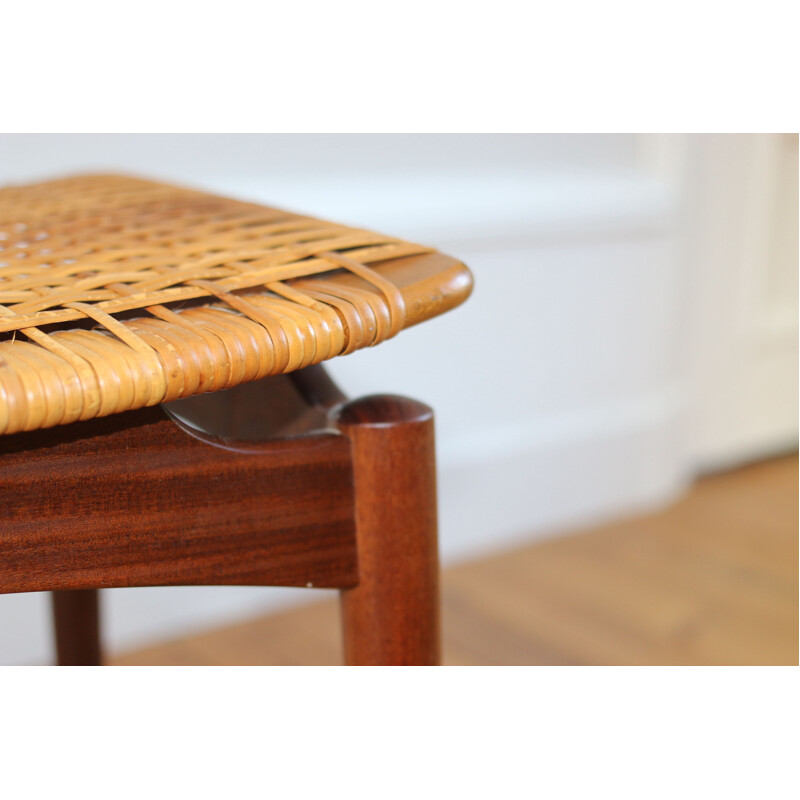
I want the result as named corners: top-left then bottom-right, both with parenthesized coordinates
top-left (0, 174), bottom-right (472, 435)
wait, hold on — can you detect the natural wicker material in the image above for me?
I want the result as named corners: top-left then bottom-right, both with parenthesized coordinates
top-left (0, 174), bottom-right (467, 435)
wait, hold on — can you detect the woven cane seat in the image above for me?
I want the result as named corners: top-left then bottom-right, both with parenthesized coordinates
top-left (0, 174), bottom-right (472, 435)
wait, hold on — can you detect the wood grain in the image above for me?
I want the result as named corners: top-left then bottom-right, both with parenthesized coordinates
top-left (0, 405), bottom-right (358, 594)
top-left (52, 589), bottom-right (101, 666)
top-left (336, 395), bottom-right (440, 666)
top-left (111, 455), bottom-right (798, 666)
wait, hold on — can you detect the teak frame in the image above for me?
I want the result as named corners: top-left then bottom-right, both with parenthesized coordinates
top-left (0, 365), bottom-right (440, 666)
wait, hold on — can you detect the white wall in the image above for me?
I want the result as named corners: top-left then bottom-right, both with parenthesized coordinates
top-left (0, 134), bottom-right (795, 664)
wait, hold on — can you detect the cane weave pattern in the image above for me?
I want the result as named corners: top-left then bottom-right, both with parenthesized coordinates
top-left (0, 174), bottom-right (436, 435)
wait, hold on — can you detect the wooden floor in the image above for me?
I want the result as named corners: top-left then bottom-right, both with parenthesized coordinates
top-left (113, 455), bottom-right (799, 666)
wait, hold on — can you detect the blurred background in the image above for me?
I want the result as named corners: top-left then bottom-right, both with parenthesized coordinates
top-left (0, 133), bottom-right (797, 665)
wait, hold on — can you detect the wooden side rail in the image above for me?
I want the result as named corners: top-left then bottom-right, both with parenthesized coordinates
top-left (0, 404), bottom-right (358, 594)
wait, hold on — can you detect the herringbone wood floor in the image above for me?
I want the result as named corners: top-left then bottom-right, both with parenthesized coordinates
top-left (113, 455), bottom-right (798, 666)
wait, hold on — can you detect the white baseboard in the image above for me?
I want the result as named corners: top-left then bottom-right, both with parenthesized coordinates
top-left (436, 387), bottom-right (692, 562)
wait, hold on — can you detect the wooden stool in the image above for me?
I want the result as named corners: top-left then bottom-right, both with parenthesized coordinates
top-left (0, 174), bottom-right (472, 665)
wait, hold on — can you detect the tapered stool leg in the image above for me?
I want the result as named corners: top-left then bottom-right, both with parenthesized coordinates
top-left (336, 395), bottom-right (440, 666)
top-left (51, 590), bottom-right (102, 666)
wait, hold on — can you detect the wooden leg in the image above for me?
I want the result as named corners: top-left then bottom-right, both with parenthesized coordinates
top-left (51, 589), bottom-right (102, 666)
top-left (336, 395), bottom-right (440, 666)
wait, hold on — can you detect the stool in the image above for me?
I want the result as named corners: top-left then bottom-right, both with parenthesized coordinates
top-left (0, 174), bottom-right (472, 665)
